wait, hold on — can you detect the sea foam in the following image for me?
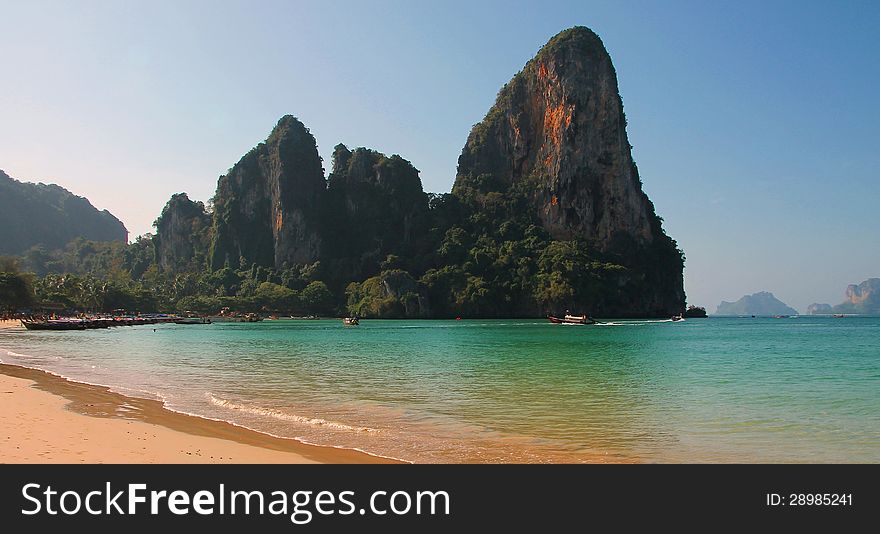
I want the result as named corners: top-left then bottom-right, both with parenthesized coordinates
top-left (206, 393), bottom-right (378, 433)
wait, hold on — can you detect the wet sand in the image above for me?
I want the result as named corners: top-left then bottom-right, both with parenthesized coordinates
top-left (0, 363), bottom-right (396, 464)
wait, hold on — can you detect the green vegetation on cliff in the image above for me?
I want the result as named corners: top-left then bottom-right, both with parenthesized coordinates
top-left (4, 27), bottom-right (686, 319)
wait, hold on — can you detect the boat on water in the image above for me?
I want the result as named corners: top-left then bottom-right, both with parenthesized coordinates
top-left (21, 315), bottom-right (174, 331)
top-left (343, 317), bottom-right (360, 326)
top-left (174, 317), bottom-right (212, 325)
top-left (547, 314), bottom-right (596, 325)
top-left (207, 308), bottom-right (262, 322)
top-left (833, 314), bottom-right (846, 318)
top-left (22, 319), bottom-right (88, 331)
top-left (671, 314), bottom-right (684, 322)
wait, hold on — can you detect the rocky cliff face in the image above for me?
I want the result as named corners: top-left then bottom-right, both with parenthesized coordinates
top-left (210, 116), bottom-right (325, 270)
top-left (322, 145), bottom-right (429, 279)
top-left (153, 193), bottom-right (211, 273)
top-left (151, 26), bottom-right (686, 317)
top-left (833, 278), bottom-right (880, 314)
top-left (0, 169), bottom-right (127, 255)
top-left (844, 279), bottom-right (880, 306)
top-left (453, 26), bottom-right (683, 315)
top-left (455, 27), bottom-right (655, 246)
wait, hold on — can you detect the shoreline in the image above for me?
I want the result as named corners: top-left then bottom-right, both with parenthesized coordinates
top-left (0, 362), bottom-right (397, 464)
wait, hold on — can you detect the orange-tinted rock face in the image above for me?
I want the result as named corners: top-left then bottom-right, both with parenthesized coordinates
top-left (455, 27), bottom-right (656, 247)
top-left (454, 27), bottom-right (684, 315)
top-left (845, 279), bottom-right (880, 305)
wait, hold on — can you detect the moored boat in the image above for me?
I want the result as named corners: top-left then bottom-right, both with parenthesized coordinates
top-left (20, 314), bottom-right (175, 331)
top-left (174, 317), bottom-right (212, 325)
top-left (21, 319), bottom-right (87, 331)
top-left (207, 308), bottom-right (263, 322)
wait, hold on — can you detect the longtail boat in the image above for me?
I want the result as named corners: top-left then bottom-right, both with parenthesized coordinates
top-left (547, 314), bottom-right (596, 325)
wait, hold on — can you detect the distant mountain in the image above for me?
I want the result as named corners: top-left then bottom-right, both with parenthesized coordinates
top-left (715, 291), bottom-right (798, 316)
top-left (832, 278), bottom-right (880, 315)
top-left (0, 169), bottom-right (127, 255)
top-left (807, 303), bottom-right (833, 315)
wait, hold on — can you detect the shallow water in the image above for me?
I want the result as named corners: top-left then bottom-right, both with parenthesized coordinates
top-left (2, 316), bottom-right (878, 463)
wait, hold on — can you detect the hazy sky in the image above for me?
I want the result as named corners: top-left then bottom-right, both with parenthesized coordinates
top-left (1, 0), bottom-right (877, 312)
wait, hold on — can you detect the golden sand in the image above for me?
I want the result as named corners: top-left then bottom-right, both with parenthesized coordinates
top-left (0, 364), bottom-right (395, 464)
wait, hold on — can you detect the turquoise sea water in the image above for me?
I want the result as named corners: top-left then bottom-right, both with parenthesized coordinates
top-left (1, 316), bottom-right (878, 463)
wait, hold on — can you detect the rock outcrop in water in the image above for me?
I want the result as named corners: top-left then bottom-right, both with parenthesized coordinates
top-left (716, 291), bottom-right (797, 316)
top-left (0, 169), bottom-right (127, 254)
top-left (210, 116), bottom-right (325, 270)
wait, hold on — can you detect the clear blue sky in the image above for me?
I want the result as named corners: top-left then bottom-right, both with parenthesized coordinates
top-left (1, 0), bottom-right (877, 312)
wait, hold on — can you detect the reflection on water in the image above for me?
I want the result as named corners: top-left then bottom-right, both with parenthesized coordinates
top-left (2, 317), bottom-right (878, 463)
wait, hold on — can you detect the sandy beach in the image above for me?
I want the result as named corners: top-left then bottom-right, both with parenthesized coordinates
top-left (0, 363), bottom-right (394, 464)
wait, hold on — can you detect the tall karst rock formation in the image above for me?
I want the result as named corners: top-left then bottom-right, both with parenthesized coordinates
top-left (322, 144), bottom-right (429, 280)
top-left (153, 193), bottom-right (211, 273)
top-left (454, 26), bottom-right (683, 314)
top-left (210, 116), bottom-right (325, 270)
top-left (153, 26), bottom-right (684, 317)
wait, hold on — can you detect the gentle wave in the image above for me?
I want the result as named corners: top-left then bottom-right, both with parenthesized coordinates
top-left (5, 349), bottom-right (62, 360)
top-left (163, 404), bottom-right (408, 463)
top-left (3, 351), bottom-right (166, 401)
top-left (206, 393), bottom-right (378, 434)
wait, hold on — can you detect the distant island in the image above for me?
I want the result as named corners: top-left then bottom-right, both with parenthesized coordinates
top-left (1, 27), bottom-right (686, 319)
top-left (806, 303), bottom-right (832, 315)
top-left (715, 291), bottom-right (797, 316)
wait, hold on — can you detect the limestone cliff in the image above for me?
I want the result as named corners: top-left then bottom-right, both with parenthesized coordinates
top-left (453, 26), bottom-right (684, 315)
top-left (322, 145), bottom-right (429, 280)
top-left (833, 278), bottom-right (880, 314)
top-left (151, 26), bottom-right (687, 317)
top-left (456, 27), bottom-right (656, 245)
top-left (210, 116), bottom-right (325, 270)
top-left (153, 193), bottom-right (211, 273)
